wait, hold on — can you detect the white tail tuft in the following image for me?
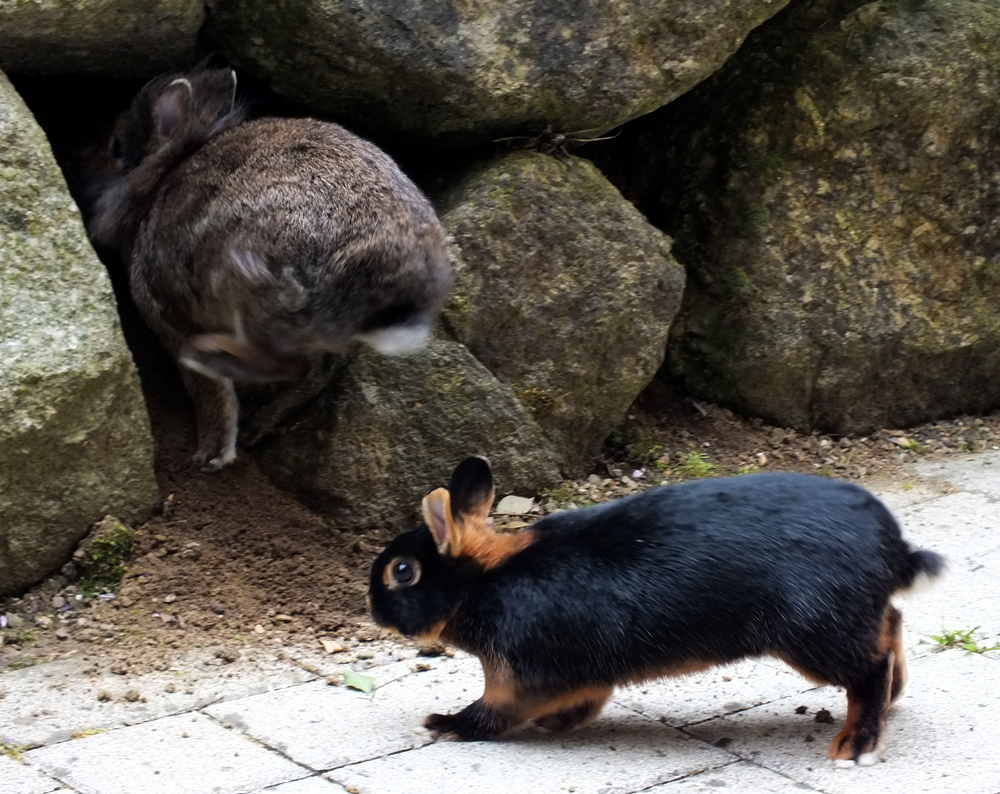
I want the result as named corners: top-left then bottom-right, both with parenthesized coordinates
top-left (357, 320), bottom-right (431, 355)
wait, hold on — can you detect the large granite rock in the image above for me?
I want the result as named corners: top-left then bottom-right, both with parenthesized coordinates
top-left (441, 152), bottom-right (685, 473)
top-left (0, 0), bottom-right (203, 77)
top-left (0, 72), bottom-right (158, 597)
top-left (255, 337), bottom-right (561, 530)
top-left (619, 0), bottom-right (1000, 434)
top-left (207, 0), bottom-right (791, 143)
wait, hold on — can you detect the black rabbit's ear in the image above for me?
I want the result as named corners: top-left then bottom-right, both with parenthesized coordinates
top-left (448, 456), bottom-right (495, 523)
top-left (153, 78), bottom-right (193, 142)
top-left (422, 488), bottom-right (462, 557)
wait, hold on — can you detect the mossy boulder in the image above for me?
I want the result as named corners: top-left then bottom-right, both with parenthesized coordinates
top-left (621, 0), bottom-right (1000, 433)
top-left (441, 152), bottom-right (685, 473)
top-left (206, 0), bottom-right (790, 143)
top-left (0, 0), bottom-right (203, 77)
top-left (0, 72), bottom-right (158, 597)
top-left (255, 337), bottom-right (561, 530)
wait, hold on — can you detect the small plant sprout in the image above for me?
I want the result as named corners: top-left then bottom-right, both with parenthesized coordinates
top-left (928, 627), bottom-right (1000, 654)
top-left (677, 451), bottom-right (717, 479)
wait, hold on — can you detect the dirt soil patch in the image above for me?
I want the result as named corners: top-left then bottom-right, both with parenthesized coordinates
top-left (3, 320), bottom-right (999, 674)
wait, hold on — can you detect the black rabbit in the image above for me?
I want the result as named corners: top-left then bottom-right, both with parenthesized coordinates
top-left (369, 457), bottom-right (944, 766)
top-left (79, 65), bottom-right (452, 470)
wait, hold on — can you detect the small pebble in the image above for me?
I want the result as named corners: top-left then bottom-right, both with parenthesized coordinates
top-left (52, 596), bottom-right (66, 609)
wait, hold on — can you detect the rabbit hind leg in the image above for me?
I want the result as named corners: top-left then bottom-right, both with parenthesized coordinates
top-left (181, 367), bottom-right (238, 471)
top-left (827, 651), bottom-right (894, 767)
top-left (424, 663), bottom-right (611, 741)
top-left (880, 605), bottom-right (908, 703)
top-left (532, 688), bottom-right (612, 732)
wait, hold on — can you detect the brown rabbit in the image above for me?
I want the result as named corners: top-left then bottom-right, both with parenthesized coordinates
top-left (80, 66), bottom-right (452, 470)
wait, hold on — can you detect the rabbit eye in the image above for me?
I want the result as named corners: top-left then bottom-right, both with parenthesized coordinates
top-left (388, 557), bottom-right (420, 589)
top-left (110, 135), bottom-right (123, 161)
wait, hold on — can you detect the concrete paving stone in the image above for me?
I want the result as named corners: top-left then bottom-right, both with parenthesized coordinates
top-left (0, 755), bottom-right (71, 794)
top-left (0, 649), bottom-right (315, 747)
top-left (644, 760), bottom-right (810, 792)
top-left (684, 650), bottom-right (1000, 794)
top-left (256, 776), bottom-right (348, 792)
top-left (914, 451), bottom-right (1000, 500)
top-left (874, 481), bottom-right (953, 514)
top-left (615, 660), bottom-right (820, 729)
top-left (280, 648), bottom-right (440, 690)
top-left (328, 703), bottom-right (734, 794)
top-left (23, 712), bottom-right (307, 794)
top-left (205, 655), bottom-right (484, 771)
top-left (279, 641), bottom-right (423, 681)
top-left (896, 490), bottom-right (1000, 558)
top-left (892, 492), bottom-right (1000, 651)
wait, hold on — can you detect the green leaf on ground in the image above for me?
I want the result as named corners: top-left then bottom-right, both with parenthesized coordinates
top-left (342, 671), bottom-right (375, 693)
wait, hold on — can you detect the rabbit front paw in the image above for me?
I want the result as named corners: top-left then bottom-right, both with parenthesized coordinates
top-left (423, 712), bottom-right (467, 740)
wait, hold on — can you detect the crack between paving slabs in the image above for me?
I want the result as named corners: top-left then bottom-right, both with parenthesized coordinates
top-left (611, 679), bottom-right (825, 729)
top-left (625, 758), bottom-right (742, 793)
top-left (199, 697), bottom-right (433, 778)
top-left (671, 694), bottom-right (836, 794)
top-left (200, 708), bottom-right (328, 781)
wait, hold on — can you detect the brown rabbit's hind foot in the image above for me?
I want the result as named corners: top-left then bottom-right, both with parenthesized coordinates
top-left (192, 436), bottom-right (237, 472)
top-left (195, 448), bottom-right (237, 472)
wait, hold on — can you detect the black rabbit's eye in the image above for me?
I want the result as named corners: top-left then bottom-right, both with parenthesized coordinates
top-left (387, 557), bottom-right (420, 589)
top-left (110, 135), bottom-right (123, 161)
top-left (393, 561), bottom-right (413, 583)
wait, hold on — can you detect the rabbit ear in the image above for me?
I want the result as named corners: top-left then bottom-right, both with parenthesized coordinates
top-left (153, 78), bottom-right (193, 142)
top-left (196, 68), bottom-right (239, 125)
top-left (422, 488), bottom-right (462, 557)
top-left (448, 456), bottom-right (495, 524)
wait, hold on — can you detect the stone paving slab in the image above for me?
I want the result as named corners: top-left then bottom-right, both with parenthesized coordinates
top-left (256, 777), bottom-right (348, 793)
top-left (328, 703), bottom-right (734, 794)
top-left (0, 649), bottom-right (315, 747)
top-left (893, 491), bottom-right (1000, 650)
top-left (205, 657), bottom-right (484, 771)
top-left (684, 649), bottom-right (1000, 794)
top-left (614, 659), bottom-right (819, 729)
top-left (645, 760), bottom-right (810, 792)
top-left (915, 452), bottom-right (1000, 500)
top-left (0, 755), bottom-right (71, 794)
top-left (24, 712), bottom-right (308, 794)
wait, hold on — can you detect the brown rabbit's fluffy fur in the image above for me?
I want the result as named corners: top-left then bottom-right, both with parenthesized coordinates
top-left (82, 67), bottom-right (452, 470)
